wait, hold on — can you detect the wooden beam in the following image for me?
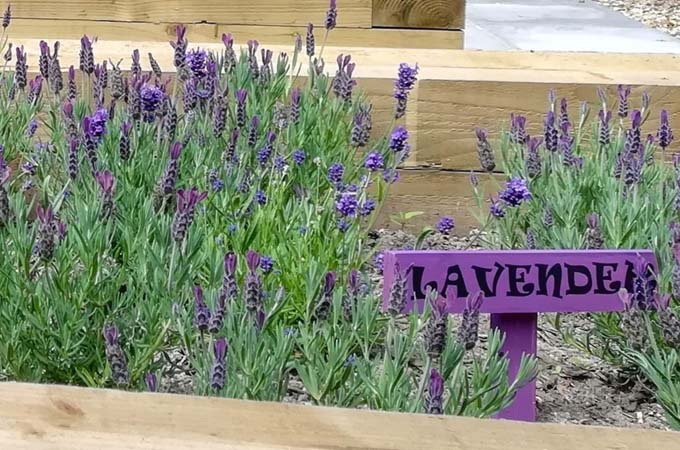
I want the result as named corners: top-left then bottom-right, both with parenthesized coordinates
top-left (8, 0), bottom-right (372, 28)
top-left (372, 0), bottom-right (466, 29)
top-left (0, 383), bottom-right (677, 449)
top-left (6, 19), bottom-right (463, 49)
top-left (379, 169), bottom-right (494, 231)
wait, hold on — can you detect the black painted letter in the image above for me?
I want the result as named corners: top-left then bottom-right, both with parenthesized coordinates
top-left (565, 264), bottom-right (592, 295)
top-left (506, 264), bottom-right (534, 297)
top-left (440, 265), bottom-right (469, 299)
top-left (536, 264), bottom-right (563, 298)
top-left (593, 262), bottom-right (620, 294)
top-left (472, 263), bottom-right (505, 297)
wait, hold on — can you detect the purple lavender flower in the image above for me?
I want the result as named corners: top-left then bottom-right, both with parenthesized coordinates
top-left (332, 54), bottom-right (357, 103)
top-left (34, 206), bottom-right (59, 261)
top-left (156, 142), bottom-right (183, 206)
top-left (437, 216), bottom-right (455, 234)
top-left (382, 168), bottom-right (399, 184)
top-left (489, 198), bottom-right (505, 219)
top-left (424, 368), bottom-right (444, 415)
top-left (183, 78), bottom-right (197, 111)
top-left (657, 110), bottom-right (674, 151)
top-left (292, 149), bottom-right (306, 165)
top-left (79, 35), bottom-right (95, 76)
top-left (328, 162), bottom-right (344, 184)
top-left (335, 192), bottom-right (358, 217)
top-left (185, 48), bottom-right (207, 78)
top-left (26, 120), bottom-right (38, 138)
top-left (374, 252), bottom-right (385, 274)
top-left (95, 170), bottom-right (116, 221)
top-left (87, 108), bottom-right (109, 142)
top-left (425, 291), bottom-right (448, 359)
top-left (193, 285), bottom-right (212, 332)
top-left (499, 177), bottom-right (531, 207)
top-left (457, 291), bottom-right (484, 350)
top-left (559, 98), bottom-right (570, 133)
top-left (544, 111), bottom-right (558, 152)
top-left (27, 75), bottom-right (44, 104)
top-left (119, 122), bottom-right (132, 161)
top-left (364, 152), bottom-right (384, 172)
top-left (618, 85), bottom-right (631, 118)
top-left (236, 89), bottom-right (248, 128)
top-left (171, 187), bottom-right (208, 243)
top-left (290, 88), bottom-right (301, 124)
top-left (325, 0), bottom-right (337, 30)
top-left (306, 23), bottom-right (315, 57)
top-left (598, 110), bottom-right (612, 147)
top-left (140, 83), bottom-right (164, 122)
top-left (67, 138), bottom-right (79, 180)
top-left (350, 108), bottom-right (372, 147)
top-left (2, 5), bottom-right (10, 29)
top-left (360, 198), bottom-right (376, 216)
top-left (389, 126), bottom-right (410, 155)
top-left (388, 262), bottom-right (413, 316)
top-left (245, 250), bottom-right (262, 314)
top-left (14, 45), bottom-right (27, 90)
top-left (509, 113), bottom-right (528, 145)
top-left (585, 213), bottom-right (604, 249)
top-left (103, 323), bottom-right (129, 387)
top-left (469, 171), bottom-right (479, 187)
top-left (393, 63), bottom-right (419, 119)
top-left (145, 372), bottom-right (158, 392)
top-left (314, 272), bottom-right (336, 321)
top-left (210, 337), bottom-right (228, 391)
top-left (247, 116), bottom-right (259, 147)
top-left (255, 190), bottom-right (267, 206)
top-left (337, 219), bottom-right (350, 232)
top-left (131, 49), bottom-right (141, 78)
top-left (170, 25), bottom-right (188, 69)
top-left (67, 65), bottom-right (77, 100)
top-left (631, 257), bottom-right (657, 311)
top-left (260, 256), bottom-right (274, 273)
top-left (475, 128), bottom-right (495, 172)
top-left (625, 110), bottom-right (643, 154)
top-left (39, 40), bottom-right (50, 79)
top-left (525, 136), bottom-right (542, 178)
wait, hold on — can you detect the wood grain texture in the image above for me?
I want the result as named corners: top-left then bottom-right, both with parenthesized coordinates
top-left (8, 0), bottom-right (372, 27)
top-left (372, 0), bottom-right (466, 29)
top-left (379, 169), bottom-right (495, 230)
top-left (1, 383), bottom-right (678, 449)
top-left (416, 81), bottom-right (680, 170)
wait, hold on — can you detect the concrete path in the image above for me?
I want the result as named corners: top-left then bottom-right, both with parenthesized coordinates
top-left (465, 0), bottom-right (680, 52)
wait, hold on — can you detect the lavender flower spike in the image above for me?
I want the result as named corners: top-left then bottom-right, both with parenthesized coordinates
top-left (145, 372), bottom-right (158, 392)
top-left (585, 213), bottom-right (604, 249)
top-left (95, 170), bottom-right (116, 221)
top-left (457, 291), bottom-right (484, 350)
top-left (393, 62), bottom-right (419, 119)
top-left (425, 288), bottom-right (448, 359)
top-left (313, 272), bottom-right (337, 321)
top-left (618, 85), bottom-right (631, 118)
top-left (306, 23), bottom-right (315, 57)
top-left (193, 285), bottom-right (211, 332)
top-left (236, 89), bottom-right (248, 128)
top-left (475, 128), bottom-right (495, 172)
top-left (245, 250), bottom-right (263, 315)
top-left (388, 262), bottom-right (414, 316)
top-left (210, 337), bottom-right (228, 391)
top-left (2, 5), bottom-right (11, 29)
top-left (171, 187), bottom-right (208, 243)
top-left (325, 0), bottom-right (338, 30)
top-left (103, 323), bottom-right (129, 387)
top-left (544, 111), bottom-right (558, 152)
top-left (657, 110), bottom-right (674, 151)
top-left (424, 368), bottom-right (445, 415)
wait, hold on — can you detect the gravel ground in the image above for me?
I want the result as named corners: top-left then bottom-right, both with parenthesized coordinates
top-left (593, 0), bottom-right (680, 37)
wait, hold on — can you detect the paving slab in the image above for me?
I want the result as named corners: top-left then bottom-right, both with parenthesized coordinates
top-left (465, 0), bottom-right (680, 52)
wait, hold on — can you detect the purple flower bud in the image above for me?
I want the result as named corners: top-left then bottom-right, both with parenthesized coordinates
top-left (388, 262), bottom-right (413, 316)
top-left (2, 5), bottom-right (10, 29)
top-left (364, 152), bottom-right (384, 172)
top-left (544, 111), bottom-right (558, 152)
top-left (475, 127), bottom-right (495, 172)
top-left (325, 0), bottom-right (337, 30)
top-left (193, 285), bottom-right (212, 332)
top-left (499, 177), bottom-right (531, 207)
top-left (292, 149), bottom-right (306, 165)
top-left (509, 113), bottom-right (528, 144)
top-left (457, 291), bottom-right (484, 350)
top-left (393, 63), bottom-right (419, 119)
top-left (95, 170), bottom-right (115, 196)
top-left (389, 126), bottom-right (410, 154)
top-left (437, 216), bottom-right (455, 234)
top-left (306, 23), bottom-right (315, 57)
top-left (171, 187), bottom-right (207, 243)
top-left (145, 372), bottom-right (158, 392)
top-left (657, 110), bottom-right (674, 150)
top-left (559, 98), bottom-right (570, 133)
top-left (618, 85), bottom-right (631, 118)
top-left (102, 323), bottom-right (129, 387)
top-left (328, 162), bottom-right (344, 184)
top-left (210, 337), bottom-right (228, 391)
top-left (489, 197), bottom-right (505, 218)
top-left (290, 88), bottom-right (301, 124)
top-left (314, 272), bottom-right (336, 321)
top-left (335, 192), bottom-right (358, 217)
top-left (424, 368), bottom-right (444, 415)
top-left (236, 89), bottom-right (248, 128)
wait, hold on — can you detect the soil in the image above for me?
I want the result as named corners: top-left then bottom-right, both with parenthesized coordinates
top-left (160, 227), bottom-right (672, 431)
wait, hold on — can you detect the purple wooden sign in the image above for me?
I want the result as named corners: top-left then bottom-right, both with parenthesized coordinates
top-left (382, 250), bottom-right (657, 422)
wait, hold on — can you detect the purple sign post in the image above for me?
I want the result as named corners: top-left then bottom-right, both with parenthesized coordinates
top-left (382, 249), bottom-right (657, 422)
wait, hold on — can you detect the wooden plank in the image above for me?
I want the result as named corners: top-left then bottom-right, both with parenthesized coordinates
top-left (8, 0), bottom-right (372, 28)
top-left (417, 81), bottom-right (680, 170)
top-left (5, 19), bottom-right (463, 49)
top-left (379, 169), bottom-right (495, 231)
top-left (372, 0), bottom-right (466, 29)
top-left (0, 383), bottom-right (677, 449)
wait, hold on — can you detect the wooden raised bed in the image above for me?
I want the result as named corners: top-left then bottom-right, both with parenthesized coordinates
top-left (0, 382), bottom-right (677, 448)
top-left (6, 0), bottom-right (465, 49)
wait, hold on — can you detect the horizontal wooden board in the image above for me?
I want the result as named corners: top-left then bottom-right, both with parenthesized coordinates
top-left (373, 0), bottom-right (466, 29)
top-left (417, 81), bottom-right (680, 170)
top-left (1, 383), bottom-right (677, 449)
top-left (8, 0), bottom-right (372, 28)
top-left (379, 169), bottom-right (496, 231)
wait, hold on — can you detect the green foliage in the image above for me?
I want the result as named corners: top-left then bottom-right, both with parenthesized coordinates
top-left (472, 89), bottom-right (680, 428)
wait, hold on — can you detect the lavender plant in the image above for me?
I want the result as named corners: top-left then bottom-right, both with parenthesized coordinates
top-left (470, 88), bottom-right (680, 428)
